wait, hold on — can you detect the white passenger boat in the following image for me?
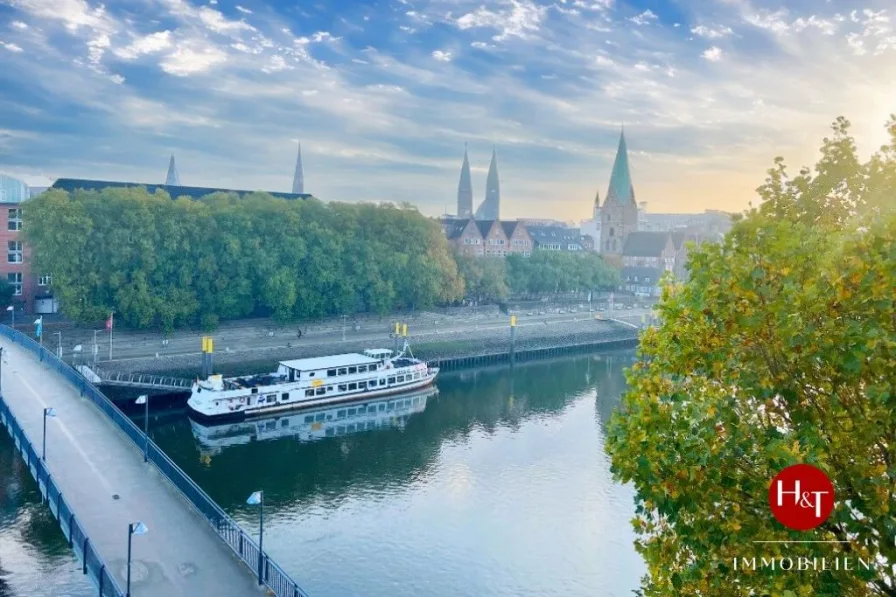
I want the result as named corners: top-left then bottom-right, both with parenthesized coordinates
top-left (187, 341), bottom-right (439, 420)
top-left (190, 387), bottom-right (436, 456)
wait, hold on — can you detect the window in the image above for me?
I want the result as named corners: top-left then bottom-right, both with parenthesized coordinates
top-left (251, 388), bottom-right (258, 394)
top-left (281, 419), bottom-right (290, 428)
top-left (378, 403), bottom-right (386, 411)
top-left (387, 402), bottom-right (394, 411)
top-left (358, 365), bottom-right (367, 373)
top-left (266, 394), bottom-right (276, 404)
top-left (387, 377), bottom-right (395, 384)
top-left (309, 372), bottom-right (315, 377)
top-left (369, 363), bottom-right (377, 371)
top-left (368, 406), bottom-right (377, 413)
top-left (38, 274), bottom-right (52, 286)
top-left (7, 241), bottom-right (22, 264)
top-left (345, 382), bottom-right (356, 390)
top-left (347, 408), bottom-right (356, 415)
top-left (338, 384), bottom-right (347, 391)
top-left (315, 387), bottom-right (326, 396)
top-left (379, 379), bottom-right (386, 386)
top-left (645, 277), bottom-right (651, 283)
top-left (337, 410), bottom-right (346, 418)
top-left (7, 209), bottom-right (21, 231)
top-left (281, 392), bottom-right (290, 401)
top-left (305, 415), bottom-right (314, 423)
top-left (6, 273), bottom-right (21, 296)
top-left (396, 375), bottom-right (405, 382)
top-left (327, 369), bottom-right (337, 377)
top-left (315, 413), bottom-right (326, 422)
top-left (348, 366), bottom-right (357, 374)
top-left (305, 389), bottom-right (314, 397)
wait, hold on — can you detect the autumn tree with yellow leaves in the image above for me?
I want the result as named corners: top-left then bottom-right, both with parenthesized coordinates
top-left (606, 116), bottom-right (896, 596)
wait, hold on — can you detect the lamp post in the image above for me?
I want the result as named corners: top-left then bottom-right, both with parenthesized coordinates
top-left (53, 332), bottom-right (62, 360)
top-left (126, 521), bottom-right (148, 597)
top-left (42, 407), bottom-right (56, 461)
top-left (93, 330), bottom-right (101, 368)
top-left (247, 490), bottom-right (264, 585)
top-left (135, 395), bottom-right (149, 462)
top-left (6, 305), bottom-right (13, 330)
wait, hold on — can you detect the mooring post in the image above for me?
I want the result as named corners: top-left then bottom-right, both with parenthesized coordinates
top-left (509, 315), bottom-right (517, 364)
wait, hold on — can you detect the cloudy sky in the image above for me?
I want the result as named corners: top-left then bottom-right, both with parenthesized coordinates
top-left (0, 0), bottom-right (894, 219)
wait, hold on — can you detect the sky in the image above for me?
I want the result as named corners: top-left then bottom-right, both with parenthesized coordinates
top-left (0, 0), bottom-right (894, 220)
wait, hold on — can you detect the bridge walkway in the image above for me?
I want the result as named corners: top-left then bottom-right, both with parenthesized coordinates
top-left (0, 337), bottom-right (266, 597)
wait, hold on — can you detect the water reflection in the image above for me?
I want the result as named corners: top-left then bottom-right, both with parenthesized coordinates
top-left (189, 386), bottom-right (437, 456)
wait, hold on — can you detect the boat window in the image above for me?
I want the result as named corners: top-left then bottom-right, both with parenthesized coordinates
top-left (413, 373), bottom-right (420, 380)
top-left (336, 426), bottom-right (346, 434)
top-left (326, 428), bottom-right (335, 437)
top-left (369, 363), bottom-right (378, 371)
top-left (337, 410), bottom-right (346, 418)
top-left (315, 387), bottom-right (326, 396)
top-left (281, 392), bottom-right (290, 401)
top-left (266, 421), bottom-right (276, 430)
top-left (305, 389), bottom-right (314, 397)
top-left (281, 419), bottom-right (290, 428)
top-left (327, 369), bottom-right (337, 377)
top-left (348, 383), bottom-right (357, 390)
top-left (379, 379), bottom-right (386, 386)
top-left (358, 381), bottom-right (367, 389)
top-left (367, 421), bottom-right (376, 430)
top-left (368, 406), bottom-right (376, 413)
top-left (347, 424), bottom-right (356, 432)
top-left (348, 366), bottom-right (357, 374)
top-left (338, 368), bottom-right (347, 375)
top-left (338, 384), bottom-right (347, 392)
top-left (266, 395), bottom-right (276, 403)
top-left (387, 402), bottom-right (394, 411)
top-left (347, 408), bottom-right (356, 415)
top-left (251, 388), bottom-right (258, 394)
top-left (309, 372), bottom-right (315, 377)
top-left (315, 413), bottom-right (326, 422)
top-left (396, 375), bottom-right (404, 382)
top-left (379, 404), bottom-right (385, 411)
top-left (327, 386), bottom-right (333, 392)
top-left (387, 377), bottom-right (395, 384)
top-left (304, 415), bottom-right (314, 423)
top-left (357, 365), bottom-right (367, 373)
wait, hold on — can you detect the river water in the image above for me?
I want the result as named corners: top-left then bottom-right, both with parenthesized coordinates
top-left (0, 350), bottom-right (644, 597)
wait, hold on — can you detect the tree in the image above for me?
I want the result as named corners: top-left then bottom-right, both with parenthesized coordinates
top-left (606, 116), bottom-right (896, 596)
top-left (0, 279), bottom-right (14, 309)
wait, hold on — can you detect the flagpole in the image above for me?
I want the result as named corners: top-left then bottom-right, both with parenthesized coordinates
top-left (109, 310), bottom-right (114, 362)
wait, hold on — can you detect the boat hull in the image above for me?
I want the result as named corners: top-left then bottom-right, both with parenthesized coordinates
top-left (188, 373), bottom-right (438, 422)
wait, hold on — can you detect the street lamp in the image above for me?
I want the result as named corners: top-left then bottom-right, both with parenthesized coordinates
top-left (53, 331), bottom-right (62, 360)
top-left (246, 490), bottom-right (264, 585)
top-left (93, 330), bottom-right (101, 368)
top-left (42, 407), bottom-right (56, 461)
top-left (135, 395), bottom-right (149, 462)
top-left (6, 305), bottom-right (13, 330)
top-left (126, 521), bottom-right (148, 597)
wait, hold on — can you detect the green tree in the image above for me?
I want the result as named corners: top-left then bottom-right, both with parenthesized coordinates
top-left (606, 117), bottom-right (896, 596)
top-left (0, 279), bottom-right (14, 309)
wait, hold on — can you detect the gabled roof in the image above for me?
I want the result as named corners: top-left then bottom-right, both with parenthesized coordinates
top-left (475, 219), bottom-right (496, 237)
top-left (441, 218), bottom-right (470, 240)
top-left (51, 178), bottom-right (312, 201)
top-left (622, 266), bottom-right (663, 283)
top-left (500, 220), bottom-right (520, 237)
top-left (623, 231), bottom-right (672, 257)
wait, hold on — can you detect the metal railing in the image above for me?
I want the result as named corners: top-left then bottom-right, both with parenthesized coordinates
top-left (92, 368), bottom-right (193, 390)
top-left (0, 395), bottom-right (124, 597)
top-left (0, 326), bottom-right (311, 597)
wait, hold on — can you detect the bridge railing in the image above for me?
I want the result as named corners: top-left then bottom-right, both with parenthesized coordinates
top-left (0, 395), bottom-right (124, 597)
top-left (0, 326), bottom-right (311, 597)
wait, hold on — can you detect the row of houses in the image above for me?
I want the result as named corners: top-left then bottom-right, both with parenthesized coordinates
top-left (440, 218), bottom-right (595, 258)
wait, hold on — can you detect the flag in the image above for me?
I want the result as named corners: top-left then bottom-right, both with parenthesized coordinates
top-left (105, 313), bottom-right (114, 331)
top-left (246, 491), bottom-right (263, 505)
top-left (34, 317), bottom-right (42, 338)
top-left (131, 521), bottom-right (148, 535)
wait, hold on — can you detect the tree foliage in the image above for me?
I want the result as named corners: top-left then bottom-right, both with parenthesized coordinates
top-left (505, 251), bottom-right (619, 295)
top-left (606, 116), bottom-right (896, 596)
top-left (22, 189), bottom-right (464, 331)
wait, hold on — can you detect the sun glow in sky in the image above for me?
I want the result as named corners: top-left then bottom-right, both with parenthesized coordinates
top-left (0, 0), bottom-right (894, 219)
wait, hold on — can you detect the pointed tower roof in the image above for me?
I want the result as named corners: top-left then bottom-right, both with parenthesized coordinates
top-left (604, 131), bottom-right (635, 207)
top-left (292, 142), bottom-right (304, 194)
top-left (475, 147), bottom-right (500, 220)
top-left (457, 144), bottom-right (473, 218)
top-left (165, 154), bottom-right (180, 186)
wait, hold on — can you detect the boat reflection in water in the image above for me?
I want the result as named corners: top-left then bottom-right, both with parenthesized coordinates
top-left (189, 386), bottom-right (438, 456)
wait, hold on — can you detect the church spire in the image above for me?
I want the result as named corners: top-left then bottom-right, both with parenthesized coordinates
top-left (604, 130), bottom-right (635, 207)
top-left (457, 144), bottom-right (473, 217)
top-left (165, 154), bottom-right (180, 186)
top-left (292, 141), bottom-right (304, 194)
top-left (475, 147), bottom-right (500, 220)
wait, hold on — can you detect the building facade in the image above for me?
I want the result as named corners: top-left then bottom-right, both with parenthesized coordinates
top-left (0, 175), bottom-right (50, 315)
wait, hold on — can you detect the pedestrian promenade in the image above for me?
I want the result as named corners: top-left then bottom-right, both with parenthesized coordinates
top-left (0, 336), bottom-right (266, 597)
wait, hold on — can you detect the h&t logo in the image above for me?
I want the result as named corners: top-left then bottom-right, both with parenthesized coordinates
top-left (768, 464), bottom-right (835, 531)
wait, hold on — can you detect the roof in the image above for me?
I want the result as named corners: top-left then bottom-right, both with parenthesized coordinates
top-left (441, 218), bottom-right (469, 240)
top-left (670, 231), bottom-right (686, 250)
top-left (526, 225), bottom-right (583, 244)
top-left (603, 131), bottom-right (636, 208)
top-left (623, 231), bottom-right (671, 257)
top-left (475, 219), bottom-right (496, 237)
top-left (500, 221), bottom-right (519, 237)
top-left (51, 178), bottom-right (313, 201)
top-left (622, 266), bottom-right (663, 283)
top-left (280, 353), bottom-right (380, 371)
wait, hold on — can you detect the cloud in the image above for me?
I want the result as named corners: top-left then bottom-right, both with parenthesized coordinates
top-left (456, 0), bottom-right (546, 41)
top-left (197, 6), bottom-right (255, 34)
top-left (701, 46), bottom-right (723, 61)
top-left (11, 21), bottom-right (29, 30)
top-left (114, 31), bottom-right (172, 60)
top-left (629, 9), bottom-right (658, 26)
top-left (159, 42), bottom-right (227, 76)
top-left (2, 41), bottom-right (25, 53)
top-left (235, 5), bottom-right (252, 14)
top-left (432, 50), bottom-right (452, 62)
top-left (691, 25), bottom-right (734, 39)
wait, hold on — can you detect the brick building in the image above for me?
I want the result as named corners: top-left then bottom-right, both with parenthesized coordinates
top-left (0, 175), bottom-right (52, 315)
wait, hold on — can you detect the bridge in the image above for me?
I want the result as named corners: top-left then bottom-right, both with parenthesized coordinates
top-left (0, 327), bottom-right (310, 597)
top-left (77, 364), bottom-right (193, 391)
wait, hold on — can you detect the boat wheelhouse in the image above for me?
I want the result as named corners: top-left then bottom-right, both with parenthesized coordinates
top-left (187, 342), bottom-right (438, 420)
top-left (190, 387), bottom-right (436, 456)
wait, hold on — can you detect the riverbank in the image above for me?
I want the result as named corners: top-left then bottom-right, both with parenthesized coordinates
top-left (95, 317), bottom-right (641, 378)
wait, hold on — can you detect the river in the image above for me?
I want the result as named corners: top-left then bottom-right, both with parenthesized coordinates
top-left (0, 350), bottom-right (645, 596)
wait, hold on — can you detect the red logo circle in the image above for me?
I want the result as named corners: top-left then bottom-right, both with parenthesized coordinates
top-left (768, 464), bottom-right (835, 531)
